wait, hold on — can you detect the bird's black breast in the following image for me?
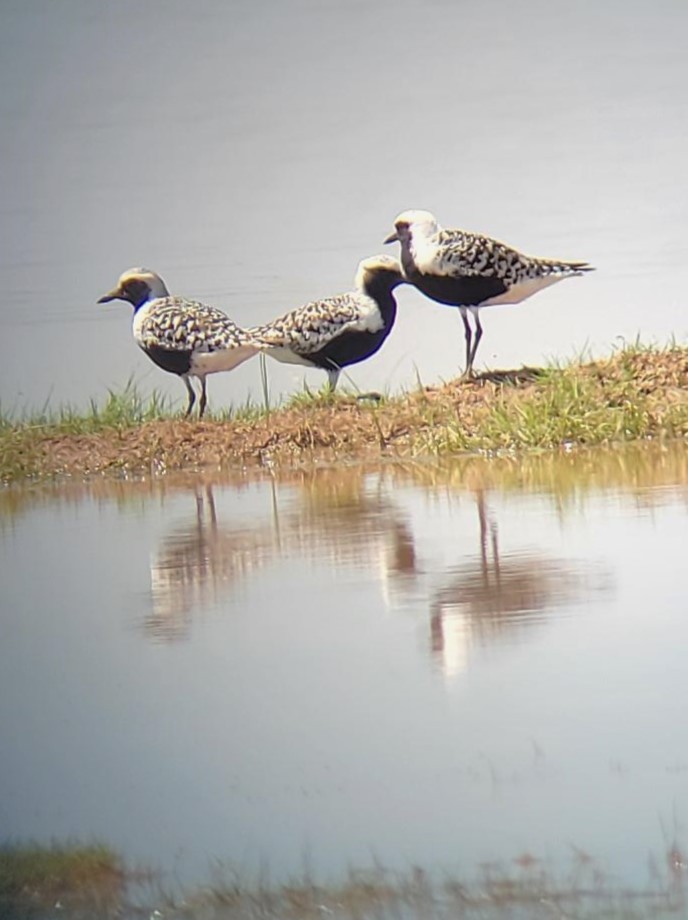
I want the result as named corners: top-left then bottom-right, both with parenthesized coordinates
top-left (305, 329), bottom-right (382, 372)
top-left (307, 298), bottom-right (397, 374)
top-left (409, 269), bottom-right (507, 308)
top-left (142, 344), bottom-right (193, 376)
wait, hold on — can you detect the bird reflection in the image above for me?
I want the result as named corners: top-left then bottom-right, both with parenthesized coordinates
top-left (145, 473), bottom-right (609, 655)
top-left (146, 485), bottom-right (269, 639)
top-left (146, 471), bottom-right (417, 640)
top-left (278, 471), bottom-right (417, 574)
top-left (430, 491), bottom-right (609, 678)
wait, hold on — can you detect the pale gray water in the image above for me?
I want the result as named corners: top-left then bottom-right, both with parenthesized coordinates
top-left (1, 0), bottom-right (688, 412)
top-left (2, 443), bottom-right (688, 886)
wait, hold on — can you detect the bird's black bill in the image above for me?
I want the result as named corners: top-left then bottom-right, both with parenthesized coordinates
top-left (383, 231), bottom-right (399, 244)
top-left (97, 289), bottom-right (120, 304)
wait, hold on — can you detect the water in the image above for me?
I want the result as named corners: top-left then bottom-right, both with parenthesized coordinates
top-left (2, 0), bottom-right (688, 412)
top-left (2, 442), bottom-right (688, 886)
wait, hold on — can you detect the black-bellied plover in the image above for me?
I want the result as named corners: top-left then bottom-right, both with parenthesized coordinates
top-left (250, 255), bottom-right (404, 391)
top-left (98, 268), bottom-right (260, 417)
top-left (384, 209), bottom-right (593, 379)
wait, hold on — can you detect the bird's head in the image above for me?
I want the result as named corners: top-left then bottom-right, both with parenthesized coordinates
top-left (354, 254), bottom-right (405, 293)
top-left (97, 267), bottom-right (170, 309)
top-left (384, 209), bottom-right (440, 245)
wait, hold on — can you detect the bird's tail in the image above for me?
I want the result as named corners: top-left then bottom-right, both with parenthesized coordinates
top-left (535, 257), bottom-right (595, 276)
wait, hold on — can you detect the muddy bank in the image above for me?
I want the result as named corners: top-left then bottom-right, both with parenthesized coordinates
top-left (3, 347), bottom-right (688, 482)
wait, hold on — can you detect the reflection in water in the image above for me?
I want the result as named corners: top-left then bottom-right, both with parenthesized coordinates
top-left (4, 440), bottom-right (688, 523)
top-left (147, 471), bottom-right (418, 641)
top-left (148, 485), bottom-right (268, 640)
top-left (430, 491), bottom-right (610, 678)
top-left (5, 442), bottom-right (688, 888)
top-left (389, 441), bottom-right (688, 512)
top-left (146, 469), bottom-right (612, 660)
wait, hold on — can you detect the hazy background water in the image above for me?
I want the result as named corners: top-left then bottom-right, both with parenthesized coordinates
top-left (1, 0), bottom-right (687, 411)
top-left (2, 445), bottom-right (688, 886)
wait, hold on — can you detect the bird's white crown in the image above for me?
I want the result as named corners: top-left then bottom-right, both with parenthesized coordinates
top-left (116, 267), bottom-right (170, 299)
top-left (393, 209), bottom-right (441, 237)
top-left (355, 254), bottom-right (403, 290)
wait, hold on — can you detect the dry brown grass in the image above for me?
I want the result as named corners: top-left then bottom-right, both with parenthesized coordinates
top-left (4, 345), bottom-right (688, 483)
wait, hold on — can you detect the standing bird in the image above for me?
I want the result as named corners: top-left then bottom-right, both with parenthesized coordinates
top-left (249, 255), bottom-right (404, 391)
top-left (98, 268), bottom-right (260, 417)
top-left (384, 209), bottom-right (594, 379)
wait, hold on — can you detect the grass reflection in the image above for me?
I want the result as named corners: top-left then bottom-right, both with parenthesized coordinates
top-left (3, 439), bottom-right (688, 522)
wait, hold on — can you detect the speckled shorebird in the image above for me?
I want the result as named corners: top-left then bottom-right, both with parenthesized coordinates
top-left (250, 255), bottom-right (404, 390)
top-left (384, 209), bottom-right (594, 378)
top-left (98, 268), bottom-right (260, 417)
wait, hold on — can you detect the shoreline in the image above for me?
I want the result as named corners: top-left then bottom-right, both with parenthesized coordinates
top-left (3, 344), bottom-right (688, 483)
top-left (1, 838), bottom-right (685, 920)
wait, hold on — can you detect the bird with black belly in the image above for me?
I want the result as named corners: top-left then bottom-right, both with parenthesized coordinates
top-left (98, 268), bottom-right (260, 417)
top-left (250, 254), bottom-right (405, 392)
top-left (384, 210), bottom-right (594, 379)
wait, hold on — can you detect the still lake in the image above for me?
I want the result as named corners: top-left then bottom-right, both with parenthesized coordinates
top-left (2, 442), bottom-right (688, 886)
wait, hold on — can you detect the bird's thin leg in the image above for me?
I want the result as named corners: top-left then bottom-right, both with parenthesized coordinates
top-left (468, 307), bottom-right (483, 374)
top-left (326, 367), bottom-right (340, 392)
top-left (183, 375), bottom-right (196, 416)
top-left (198, 377), bottom-right (208, 418)
top-left (459, 308), bottom-right (474, 379)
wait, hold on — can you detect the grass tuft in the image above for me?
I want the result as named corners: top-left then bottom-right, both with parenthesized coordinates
top-left (0, 840), bottom-right (124, 914)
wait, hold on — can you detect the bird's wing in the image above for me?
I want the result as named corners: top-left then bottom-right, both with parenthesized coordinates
top-left (430, 230), bottom-right (593, 284)
top-left (251, 293), bottom-right (381, 355)
top-left (139, 298), bottom-right (252, 352)
top-left (425, 229), bottom-right (529, 281)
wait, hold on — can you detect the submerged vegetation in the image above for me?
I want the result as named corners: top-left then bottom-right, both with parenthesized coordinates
top-left (1, 838), bottom-right (687, 920)
top-left (3, 343), bottom-right (688, 483)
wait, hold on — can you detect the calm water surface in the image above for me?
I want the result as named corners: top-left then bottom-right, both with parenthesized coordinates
top-left (1, 0), bottom-right (688, 411)
top-left (2, 442), bottom-right (688, 885)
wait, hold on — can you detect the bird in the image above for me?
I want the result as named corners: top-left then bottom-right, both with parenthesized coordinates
top-left (249, 254), bottom-right (405, 391)
top-left (384, 209), bottom-right (594, 379)
top-left (97, 267), bottom-right (260, 417)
